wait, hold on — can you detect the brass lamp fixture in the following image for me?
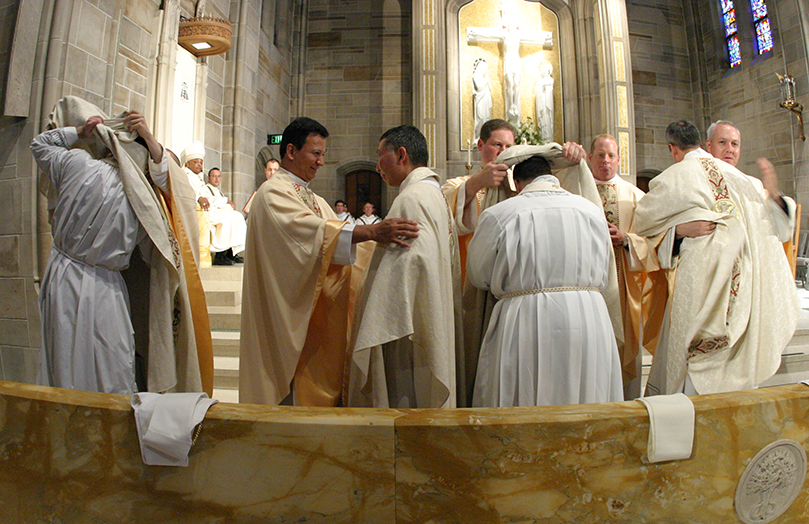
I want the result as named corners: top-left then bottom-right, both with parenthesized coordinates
top-left (776, 72), bottom-right (805, 141)
top-left (178, 16), bottom-right (232, 57)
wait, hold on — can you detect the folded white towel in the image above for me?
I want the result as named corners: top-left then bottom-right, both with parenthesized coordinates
top-left (131, 392), bottom-right (218, 467)
top-left (636, 393), bottom-right (695, 463)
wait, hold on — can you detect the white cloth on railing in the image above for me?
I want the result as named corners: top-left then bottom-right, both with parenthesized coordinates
top-left (636, 393), bottom-right (695, 463)
top-left (131, 392), bottom-right (218, 466)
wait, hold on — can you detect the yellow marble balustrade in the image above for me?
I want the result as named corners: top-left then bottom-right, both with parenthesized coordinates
top-left (1, 380), bottom-right (808, 523)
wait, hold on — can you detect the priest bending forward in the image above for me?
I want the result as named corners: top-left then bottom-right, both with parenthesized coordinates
top-left (467, 153), bottom-right (624, 407)
top-left (348, 125), bottom-right (462, 408)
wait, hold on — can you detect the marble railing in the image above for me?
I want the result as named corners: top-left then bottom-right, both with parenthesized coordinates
top-left (1, 379), bottom-right (808, 523)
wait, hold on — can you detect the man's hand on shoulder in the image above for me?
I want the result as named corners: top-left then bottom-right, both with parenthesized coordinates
top-left (353, 218), bottom-right (419, 248)
top-left (76, 116), bottom-right (104, 139)
top-left (675, 220), bottom-right (716, 239)
top-left (561, 141), bottom-right (586, 164)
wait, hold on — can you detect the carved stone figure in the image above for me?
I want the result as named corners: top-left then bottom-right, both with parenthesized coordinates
top-left (473, 58), bottom-right (492, 141)
top-left (535, 60), bottom-right (554, 143)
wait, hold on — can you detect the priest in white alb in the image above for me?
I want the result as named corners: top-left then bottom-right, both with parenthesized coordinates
top-left (467, 151), bottom-right (624, 407)
top-left (200, 167), bottom-right (247, 265)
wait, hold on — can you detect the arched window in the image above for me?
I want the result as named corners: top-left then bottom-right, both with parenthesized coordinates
top-left (721, 0), bottom-right (742, 67)
top-left (750, 0), bottom-right (774, 54)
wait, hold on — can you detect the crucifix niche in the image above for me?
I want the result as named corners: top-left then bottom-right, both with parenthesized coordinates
top-left (467, 0), bottom-right (553, 125)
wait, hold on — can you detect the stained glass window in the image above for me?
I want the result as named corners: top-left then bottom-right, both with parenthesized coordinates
top-left (721, 0), bottom-right (741, 67)
top-left (752, 0), bottom-right (774, 54)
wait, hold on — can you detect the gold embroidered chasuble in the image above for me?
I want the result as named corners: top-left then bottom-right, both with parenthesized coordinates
top-left (239, 168), bottom-right (359, 406)
top-left (596, 176), bottom-right (669, 384)
top-left (635, 155), bottom-right (799, 395)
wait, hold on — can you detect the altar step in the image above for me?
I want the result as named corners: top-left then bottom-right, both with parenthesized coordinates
top-left (199, 265), bottom-right (243, 403)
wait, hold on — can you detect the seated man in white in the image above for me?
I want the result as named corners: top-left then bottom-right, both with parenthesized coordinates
top-left (356, 202), bottom-right (382, 225)
top-left (333, 199), bottom-right (355, 224)
top-left (201, 167), bottom-right (247, 265)
top-left (467, 153), bottom-right (624, 407)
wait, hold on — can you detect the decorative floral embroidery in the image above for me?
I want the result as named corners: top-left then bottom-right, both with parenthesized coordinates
top-left (597, 184), bottom-right (620, 227)
top-left (689, 334), bottom-right (730, 358)
top-left (167, 228), bottom-right (182, 269)
top-left (293, 184), bottom-right (322, 217)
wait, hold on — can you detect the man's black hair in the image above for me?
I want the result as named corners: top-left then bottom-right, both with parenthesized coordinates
top-left (379, 125), bottom-right (429, 167)
top-left (513, 156), bottom-right (552, 183)
top-left (665, 120), bottom-right (701, 149)
top-left (280, 117), bottom-right (329, 159)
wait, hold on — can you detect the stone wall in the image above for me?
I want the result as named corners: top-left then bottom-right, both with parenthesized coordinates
top-left (627, 0), bottom-right (703, 174)
top-left (301, 0), bottom-right (412, 213)
top-left (628, 0), bottom-right (809, 219)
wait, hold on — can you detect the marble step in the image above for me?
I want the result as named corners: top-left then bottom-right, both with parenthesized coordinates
top-left (203, 281), bottom-right (243, 307)
top-left (212, 330), bottom-right (240, 358)
top-left (199, 265), bottom-right (244, 282)
top-left (214, 356), bottom-right (239, 391)
top-left (208, 305), bottom-right (242, 331)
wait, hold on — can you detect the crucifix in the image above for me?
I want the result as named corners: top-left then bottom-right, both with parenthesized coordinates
top-left (467, 0), bottom-right (553, 125)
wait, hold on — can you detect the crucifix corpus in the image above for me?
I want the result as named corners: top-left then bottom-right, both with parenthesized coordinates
top-left (467, 0), bottom-right (553, 125)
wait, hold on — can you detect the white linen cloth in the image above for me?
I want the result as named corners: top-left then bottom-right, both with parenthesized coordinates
top-left (636, 393), bottom-right (695, 463)
top-left (131, 392), bottom-right (218, 466)
top-left (467, 177), bottom-right (623, 406)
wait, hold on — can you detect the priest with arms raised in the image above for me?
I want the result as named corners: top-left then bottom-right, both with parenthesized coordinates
top-left (239, 117), bottom-right (419, 406)
top-left (467, 150), bottom-right (623, 407)
top-left (635, 120), bottom-right (799, 396)
top-left (348, 125), bottom-right (462, 409)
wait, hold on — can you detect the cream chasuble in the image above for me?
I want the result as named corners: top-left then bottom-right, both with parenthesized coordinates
top-left (635, 155), bottom-right (799, 395)
top-left (349, 168), bottom-right (462, 409)
top-left (239, 169), bottom-right (357, 406)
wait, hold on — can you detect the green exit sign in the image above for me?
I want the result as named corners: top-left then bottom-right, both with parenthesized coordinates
top-left (267, 134), bottom-right (283, 145)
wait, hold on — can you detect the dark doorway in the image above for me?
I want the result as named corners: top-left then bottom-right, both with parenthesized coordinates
top-left (345, 169), bottom-right (383, 217)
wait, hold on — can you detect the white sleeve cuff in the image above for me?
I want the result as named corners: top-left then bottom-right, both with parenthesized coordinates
top-left (331, 223), bottom-right (356, 266)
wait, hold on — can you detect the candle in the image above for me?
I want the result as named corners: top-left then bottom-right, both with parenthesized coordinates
top-left (467, 139), bottom-right (472, 167)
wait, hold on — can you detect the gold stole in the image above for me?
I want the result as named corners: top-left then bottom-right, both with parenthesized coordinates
top-left (160, 183), bottom-right (214, 396)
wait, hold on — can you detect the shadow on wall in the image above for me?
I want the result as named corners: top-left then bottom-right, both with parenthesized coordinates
top-left (636, 168), bottom-right (662, 193)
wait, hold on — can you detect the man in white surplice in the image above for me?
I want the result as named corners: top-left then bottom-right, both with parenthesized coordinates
top-left (349, 125), bottom-right (462, 409)
top-left (200, 167), bottom-right (247, 264)
top-left (467, 153), bottom-right (624, 407)
top-left (635, 120), bottom-right (799, 396)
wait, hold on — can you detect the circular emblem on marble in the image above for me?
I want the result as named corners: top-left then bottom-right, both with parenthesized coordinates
top-left (735, 439), bottom-right (807, 524)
